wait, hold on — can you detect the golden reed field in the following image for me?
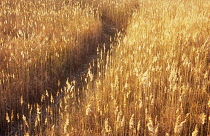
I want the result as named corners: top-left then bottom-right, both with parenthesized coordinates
top-left (0, 0), bottom-right (210, 135)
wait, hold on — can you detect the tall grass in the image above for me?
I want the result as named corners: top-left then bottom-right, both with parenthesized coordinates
top-left (58, 0), bottom-right (210, 135)
top-left (0, 0), bottom-right (102, 134)
top-left (1, 0), bottom-right (210, 135)
top-left (77, 0), bottom-right (140, 30)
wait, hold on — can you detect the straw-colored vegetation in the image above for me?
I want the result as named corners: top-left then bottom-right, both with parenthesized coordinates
top-left (1, 0), bottom-right (210, 135)
top-left (77, 0), bottom-right (139, 29)
top-left (58, 0), bottom-right (210, 135)
top-left (0, 0), bottom-right (102, 134)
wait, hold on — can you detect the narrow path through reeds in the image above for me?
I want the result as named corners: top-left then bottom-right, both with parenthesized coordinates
top-left (5, 12), bottom-right (122, 136)
top-left (1, 1), bottom-right (140, 135)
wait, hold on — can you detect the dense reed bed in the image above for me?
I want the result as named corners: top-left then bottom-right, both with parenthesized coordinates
top-left (77, 0), bottom-right (140, 30)
top-left (1, 0), bottom-right (210, 135)
top-left (0, 0), bottom-right (102, 134)
top-left (58, 0), bottom-right (210, 135)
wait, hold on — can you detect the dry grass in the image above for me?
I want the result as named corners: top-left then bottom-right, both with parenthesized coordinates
top-left (1, 0), bottom-right (210, 135)
top-left (77, 0), bottom-right (140, 29)
top-left (59, 0), bottom-right (210, 135)
top-left (0, 0), bottom-right (102, 134)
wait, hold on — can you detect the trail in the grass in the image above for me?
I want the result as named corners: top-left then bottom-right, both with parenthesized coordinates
top-left (5, 18), bottom-right (120, 136)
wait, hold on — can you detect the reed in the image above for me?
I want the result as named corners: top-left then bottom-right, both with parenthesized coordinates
top-left (1, 0), bottom-right (210, 135)
top-left (58, 0), bottom-right (210, 135)
top-left (0, 0), bottom-right (102, 134)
